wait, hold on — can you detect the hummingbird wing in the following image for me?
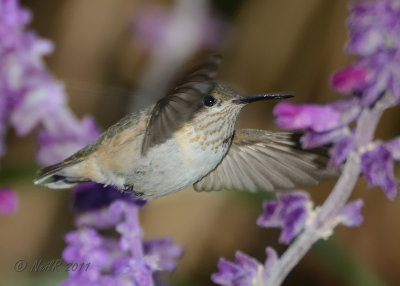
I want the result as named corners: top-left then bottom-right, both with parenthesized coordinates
top-left (193, 129), bottom-right (338, 192)
top-left (141, 55), bottom-right (222, 155)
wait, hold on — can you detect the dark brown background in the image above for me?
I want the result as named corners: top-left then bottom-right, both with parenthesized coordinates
top-left (0, 0), bottom-right (399, 285)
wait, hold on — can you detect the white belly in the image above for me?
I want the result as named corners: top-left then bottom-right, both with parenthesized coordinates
top-left (133, 126), bottom-right (232, 199)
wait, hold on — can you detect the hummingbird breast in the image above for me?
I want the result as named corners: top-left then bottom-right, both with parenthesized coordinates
top-left (129, 108), bottom-right (238, 198)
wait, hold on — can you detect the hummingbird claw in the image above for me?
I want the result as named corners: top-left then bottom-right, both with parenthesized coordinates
top-left (134, 191), bottom-right (145, 197)
top-left (123, 184), bottom-right (144, 197)
top-left (123, 184), bottom-right (134, 192)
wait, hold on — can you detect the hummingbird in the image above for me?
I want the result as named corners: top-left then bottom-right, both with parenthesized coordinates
top-left (34, 55), bottom-right (336, 199)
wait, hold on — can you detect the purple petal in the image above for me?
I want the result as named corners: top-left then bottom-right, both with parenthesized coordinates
top-left (361, 143), bottom-right (398, 200)
top-left (274, 102), bottom-right (342, 132)
top-left (331, 65), bottom-right (370, 94)
top-left (9, 81), bottom-right (65, 136)
top-left (257, 192), bottom-right (311, 244)
top-left (339, 199), bottom-right (364, 227)
top-left (301, 127), bottom-right (349, 149)
top-left (0, 188), bottom-right (18, 214)
top-left (360, 67), bottom-right (391, 106)
top-left (235, 251), bottom-right (260, 269)
top-left (346, 26), bottom-right (384, 56)
top-left (143, 238), bottom-right (183, 272)
top-left (385, 137), bottom-right (400, 161)
top-left (346, 1), bottom-right (400, 55)
top-left (112, 257), bottom-right (154, 286)
top-left (328, 135), bottom-right (354, 168)
top-left (211, 258), bottom-right (238, 285)
top-left (211, 251), bottom-right (265, 286)
top-left (62, 228), bottom-right (109, 282)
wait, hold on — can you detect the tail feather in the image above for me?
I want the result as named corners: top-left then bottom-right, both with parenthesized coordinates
top-left (34, 161), bottom-right (88, 189)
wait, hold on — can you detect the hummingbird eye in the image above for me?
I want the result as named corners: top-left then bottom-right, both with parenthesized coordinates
top-left (203, 95), bottom-right (216, 107)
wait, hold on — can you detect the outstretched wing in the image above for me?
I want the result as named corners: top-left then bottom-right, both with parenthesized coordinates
top-left (194, 129), bottom-right (338, 192)
top-left (141, 55), bottom-right (222, 155)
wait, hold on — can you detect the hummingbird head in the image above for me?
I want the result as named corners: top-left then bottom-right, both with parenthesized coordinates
top-left (208, 83), bottom-right (292, 108)
top-left (195, 83), bottom-right (292, 123)
top-left (187, 82), bottom-right (292, 144)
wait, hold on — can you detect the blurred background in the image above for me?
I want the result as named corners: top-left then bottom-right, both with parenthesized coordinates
top-left (1, 0), bottom-right (400, 285)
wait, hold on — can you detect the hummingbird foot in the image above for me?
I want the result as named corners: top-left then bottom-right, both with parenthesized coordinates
top-left (134, 191), bottom-right (145, 198)
top-left (122, 184), bottom-right (134, 192)
top-left (123, 184), bottom-right (144, 197)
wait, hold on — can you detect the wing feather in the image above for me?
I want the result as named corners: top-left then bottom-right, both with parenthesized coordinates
top-left (194, 129), bottom-right (338, 192)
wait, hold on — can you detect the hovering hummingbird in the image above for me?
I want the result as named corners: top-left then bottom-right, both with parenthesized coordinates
top-left (35, 55), bottom-right (336, 199)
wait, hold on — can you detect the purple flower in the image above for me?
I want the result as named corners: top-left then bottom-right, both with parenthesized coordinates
top-left (62, 228), bottom-right (109, 282)
top-left (273, 103), bottom-right (342, 132)
top-left (8, 74), bottom-right (64, 136)
top-left (301, 127), bottom-right (349, 149)
top-left (0, 188), bottom-right (18, 214)
top-left (346, 1), bottom-right (400, 56)
top-left (112, 257), bottom-right (155, 286)
top-left (212, 247), bottom-right (278, 286)
top-left (144, 238), bottom-right (184, 272)
top-left (338, 199), bottom-right (364, 227)
top-left (356, 51), bottom-right (399, 106)
top-left (257, 192), bottom-right (311, 244)
top-left (361, 143), bottom-right (398, 200)
top-left (0, 0), bottom-right (31, 47)
top-left (331, 65), bottom-right (370, 93)
top-left (328, 135), bottom-right (354, 168)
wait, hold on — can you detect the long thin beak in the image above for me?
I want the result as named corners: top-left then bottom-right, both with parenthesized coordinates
top-left (233, 93), bottom-right (293, 104)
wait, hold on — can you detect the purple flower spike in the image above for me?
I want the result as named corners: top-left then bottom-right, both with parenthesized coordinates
top-left (0, 188), bottom-right (18, 214)
top-left (274, 102), bottom-right (341, 132)
top-left (62, 200), bottom-right (183, 285)
top-left (257, 192), bottom-right (311, 244)
top-left (212, 251), bottom-right (266, 286)
top-left (0, 0), bottom-right (101, 166)
top-left (339, 199), bottom-right (364, 227)
top-left (361, 144), bottom-right (398, 200)
top-left (331, 65), bottom-right (370, 93)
